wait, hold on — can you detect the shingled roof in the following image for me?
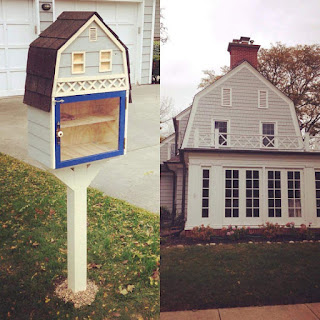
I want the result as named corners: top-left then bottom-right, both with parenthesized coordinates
top-left (24, 11), bottom-right (132, 112)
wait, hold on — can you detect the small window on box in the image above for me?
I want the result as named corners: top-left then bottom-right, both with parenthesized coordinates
top-left (89, 27), bottom-right (97, 41)
top-left (100, 50), bottom-right (112, 72)
top-left (72, 52), bottom-right (85, 74)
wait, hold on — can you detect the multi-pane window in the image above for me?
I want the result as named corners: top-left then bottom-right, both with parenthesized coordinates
top-left (222, 88), bottom-right (232, 106)
top-left (72, 52), bottom-right (85, 74)
top-left (100, 50), bottom-right (112, 72)
top-left (246, 170), bottom-right (259, 217)
top-left (202, 169), bottom-right (210, 218)
top-left (225, 170), bottom-right (239, 217)
top-left (315, 172), bottom-right (320, 217)
top-left (262, 123), bottom-right (275, 147)
top-left (288, 171), bottom-right (301, 217)
top-left (215, 121), bottom-right (228, 146)
top-left (268, 171), bottom-right (282, 217)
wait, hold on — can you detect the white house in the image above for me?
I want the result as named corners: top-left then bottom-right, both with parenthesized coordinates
top-left (161, 36), bottom-right (320, 230)
top-left (0, 0), bottom-right (159, 97)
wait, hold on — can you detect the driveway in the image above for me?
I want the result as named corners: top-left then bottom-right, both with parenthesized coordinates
top-left (0, 84), bottom-right (159, 213)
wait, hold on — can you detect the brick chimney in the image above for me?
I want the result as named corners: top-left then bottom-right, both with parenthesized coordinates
top-left (227, 36), bottom-right (260, 69)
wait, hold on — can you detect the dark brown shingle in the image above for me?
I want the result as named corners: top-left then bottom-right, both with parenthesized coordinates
top-left (24, 11), bottom-right (131, 110)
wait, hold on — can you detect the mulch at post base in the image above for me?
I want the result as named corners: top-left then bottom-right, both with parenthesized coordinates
top-left (54, 279), bottom-right (99, 308)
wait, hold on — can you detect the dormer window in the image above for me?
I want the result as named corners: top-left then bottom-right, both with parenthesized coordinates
top-left (99, 50), bottom-right (112, 72)
top-left (72, 52), bottom-right (85, 74)
top-left (259, 90), bottom-right (268, 108)
top-left (221, 88), bottom-right (232, 106)
top-left (89, 27), bottom-right (97, 41)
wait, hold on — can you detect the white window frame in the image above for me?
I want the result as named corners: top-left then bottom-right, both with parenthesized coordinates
top-left (213, 119), bottom-right (230, 147)
top-left (89, 27), bottom-right (98, 42)
top-left (201, 167), bottom-right (210, 218)
top-left (258, 90), bottom-right (268, 108)
top-left (221, 87), bottom-right (232, 107)
top-left (72, 52), bottom-right (85, 74)
top-left (260, 121), bottom-right (278, 148)
top-left (99, 50), bottom-right (112, 72)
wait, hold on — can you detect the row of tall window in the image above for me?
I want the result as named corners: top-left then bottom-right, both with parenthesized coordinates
top-left (201, 168), bottom-right (316, 218)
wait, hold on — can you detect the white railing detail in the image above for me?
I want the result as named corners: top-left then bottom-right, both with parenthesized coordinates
top-left (194, 132), bottom-right (305, 151)
top-left (55, 74), bottom-right (128, 97)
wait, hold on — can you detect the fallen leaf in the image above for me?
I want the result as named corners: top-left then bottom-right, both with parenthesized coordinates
top-left (127, 285), bottom-right (135, 292)
top-left (119, 286), bottom-right (128, 295)
top-left (45, 296), bottom-right (50, 303)
top-left (122, 260), bottom-right (128, 265)
top-left (32, 242), bottom-right (39, 247)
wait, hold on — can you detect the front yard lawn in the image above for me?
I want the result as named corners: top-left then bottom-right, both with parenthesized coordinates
top-left (161, 243), bottom-right (320, 312)
top-left (0, 153), bottom-right (159, 319)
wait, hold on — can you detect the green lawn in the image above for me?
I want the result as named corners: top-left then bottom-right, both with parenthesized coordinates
top-left (161, 243), bottom-right (320, 312)
top-left (0, 153), bottom-right (159, 320)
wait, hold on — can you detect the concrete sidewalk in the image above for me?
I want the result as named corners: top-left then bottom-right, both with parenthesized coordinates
top-left (160, 303), bottom-right (320, 319)
top-left (0, 84), bottom-right (159, 213)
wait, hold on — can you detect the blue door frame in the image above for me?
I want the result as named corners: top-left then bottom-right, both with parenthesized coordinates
top-left (55, 91), bottom-right (126, 169)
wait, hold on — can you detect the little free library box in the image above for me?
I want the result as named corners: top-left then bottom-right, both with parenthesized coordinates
top-left (24, 11), bottom-right (131, 169)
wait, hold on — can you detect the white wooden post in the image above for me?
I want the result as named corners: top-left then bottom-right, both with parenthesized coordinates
top-left (214, 128), bottom-right (220, 149)
top-left (304, 132), bottom-right (310, 151)
top-left (51, 162), bottom-right (104, 293)
top-left (67, 186), bottom-right (87, 292)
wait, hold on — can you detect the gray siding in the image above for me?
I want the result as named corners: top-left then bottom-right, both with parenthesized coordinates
top-left (160, 134), bottom-right (174, 163)
top-left (39, 0), bottom-right (54, 32)
top-left (59, 22), bottom-right (125, 79)
top-left (187, 66), bottom-right (300, 148)
top-left (27, 106), bottom-right (52, 168)
top-left (177, 109), bottom-right (190, 149)
top-left (160, 173), bottom-right (173, 212)
top-left (141, 0), bottom-right (154, 84)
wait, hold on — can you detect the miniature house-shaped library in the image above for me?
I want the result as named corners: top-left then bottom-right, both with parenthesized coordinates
top-left (24, 11), bottom-right (131, 169)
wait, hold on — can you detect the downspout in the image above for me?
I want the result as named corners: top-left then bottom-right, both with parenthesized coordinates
top-left (180, 150), bottom-right (186, 224)
top-left (164, 163), bottom-right (176, 226)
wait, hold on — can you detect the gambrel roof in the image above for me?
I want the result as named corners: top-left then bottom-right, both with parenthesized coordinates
top-left (181, 61), bottom-right (302, 149)
top-left (24, 11), bottom-right (132, 112)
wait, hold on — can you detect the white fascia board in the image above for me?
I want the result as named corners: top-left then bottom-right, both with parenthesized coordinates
top-left (175, 106), bottom-right (192, 121)
top-left (161, 133), bottom-right (175, 145)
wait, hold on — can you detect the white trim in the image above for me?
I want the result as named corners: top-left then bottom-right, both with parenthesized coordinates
top-left (221, 87), bottom-right (232, 107)
top-left (212, 118), bottom-right (231, 147)
top-left (175, 106), bottom-right (192, 121)
top-left (71, 51), bottom-right (85, 74)
top-left (258, 89), bottom-right (268, 108)
top-left (99, 50), bottom-right (112, 72)
top-left (148, 0), bottom-right (156, 84)
top-left (52, 0), bottom-right (56, 21)
top-left (34, 0), bottom-right (40, 36)
top-left (181, 61), bottom-right (303, 149)
top-left (260, 121), bottom-right (278, 148)
top-left (161, 133), bottom-right (175, 144)
top-left (135, 1), bottom-right (144, 85)
top-left (57, 73), bottom-right (126, 83)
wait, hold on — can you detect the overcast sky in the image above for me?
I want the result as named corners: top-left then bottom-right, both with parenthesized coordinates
top-left (161, 0), bottom-right (320, 115)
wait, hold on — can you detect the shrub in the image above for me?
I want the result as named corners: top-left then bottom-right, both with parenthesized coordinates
top-left (260, 222), bottom-right (283, 239)
top-left (189, 225), bottom-right (215, 241)
top-left (221, 225), bottom-right (249, 241)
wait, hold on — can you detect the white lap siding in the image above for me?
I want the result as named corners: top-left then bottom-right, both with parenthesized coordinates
top-left (184, 64), bottom-right (300, 149)
top-left (185, 152), bottom-right (320, 230)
